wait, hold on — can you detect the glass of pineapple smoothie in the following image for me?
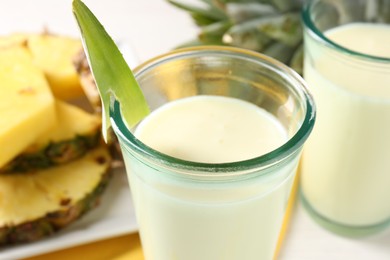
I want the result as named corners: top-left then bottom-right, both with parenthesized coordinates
top-left (110, 46), bottom-right (315, 260)
top-left (301, 0), bottom-right (390, 236)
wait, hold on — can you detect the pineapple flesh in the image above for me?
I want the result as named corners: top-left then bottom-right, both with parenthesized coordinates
top-left (0, 146), bottom-right (111, 245)
top-left (28, 34), bottom-right (84, 100)
top-left (0, 33), bottom-right (84, 100)
top-left (0, 46), bottom-right (56, 168)
top-left (0, 33), bottom-right (28, 48)
top-left (1, 101), bottom-right (102, 173)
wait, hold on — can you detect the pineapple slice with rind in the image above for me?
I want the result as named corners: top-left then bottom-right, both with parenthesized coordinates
top-left (1, 101), bottom-right (101, 173)
top-left (0, 46), bottom-right (56, 168)
top-left (27, 34), bottom-right (84, 100)
top-left (0, 146), bottom-right (111, 245)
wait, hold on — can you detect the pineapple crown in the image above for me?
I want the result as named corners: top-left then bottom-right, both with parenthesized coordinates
top-left (168, 0), bottom-right (305, 74)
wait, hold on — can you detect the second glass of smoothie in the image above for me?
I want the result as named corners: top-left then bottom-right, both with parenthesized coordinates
top-left (301, 0), bottom-right (390, 236)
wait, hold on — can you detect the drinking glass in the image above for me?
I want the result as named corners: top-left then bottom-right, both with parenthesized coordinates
top-left (110, 46), bottom-right (315, 259)
top-left (301, 0), bottom-right (390, 236)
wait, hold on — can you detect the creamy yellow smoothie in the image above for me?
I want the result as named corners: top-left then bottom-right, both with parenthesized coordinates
top-left (135, 95), bottom-right (287, 163)
top-left (302, 23), bottom-right (390, 227)
top-left (123, 95), bottom-right (297, 260)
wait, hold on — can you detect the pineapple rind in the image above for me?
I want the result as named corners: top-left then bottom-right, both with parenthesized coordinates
top-left (73, 50), bottom-right (102, 112)
top-left (0, 46), bottom-right (56, 168)
top-left (0, 146), bottom-right (111, 245)
top-left (1, 101), bottom-right (102, 173)
top-left (0, 133), bottom-right (101, 173)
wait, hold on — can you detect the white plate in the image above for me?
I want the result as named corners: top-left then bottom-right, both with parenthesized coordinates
top-left (0, 168), bottom-right (138, 260)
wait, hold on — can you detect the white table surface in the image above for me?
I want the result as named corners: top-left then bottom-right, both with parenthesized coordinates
top-left (1, 0), bottom-right (389, 259)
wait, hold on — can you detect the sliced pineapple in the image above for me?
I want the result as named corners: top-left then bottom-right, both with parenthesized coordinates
top-left (0, 33), bottom-right (84, 100)
top-left (0, 146), bottom-right (111, 245)
top-left (27, 34), bottom-right (84, 100)
top-left (0, 46), bottom-right (56, 168)
top-left (1, 100), bottom-right (102, 173)
top-left (0, 33), bottom-right (29, 49)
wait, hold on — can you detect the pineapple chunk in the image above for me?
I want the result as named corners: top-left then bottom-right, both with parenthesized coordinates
top-left (0, 146), bottom-right (111, 245)
top-left (1, 101), bottom-right (101, 173)
top-left (28, 34), bottom-right (84, 100)
top-left (0, 46), bottom-right (56, 168)
top-left (0, 33), bottom-right (28, 49)
top-left (37, 100), bottom-right (100, 143)
top-left (0, 33), bottom-right (85, 100)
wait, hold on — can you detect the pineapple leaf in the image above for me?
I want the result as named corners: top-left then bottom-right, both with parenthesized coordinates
top-left (252, 13), bottom-right (302, 47)
top-left (223, 21), bottom-right (273, 51)
top-left (168, 0), bottom-right (227, 20)
top-left (269, 0), bottom-right (295, 12)
top-left (262, 41), bottom-right (295, 64)
top-left (72, 0), bottom-right (150, 142)
top-left (199, 20), bottom-right (233, 43)
top-left (199, 0), bottom-right (213, 4)
top-left (226, 3), bottom-right (277, 23)
top-left (191, 12), bottom-right (220, 26)
top-left (378, 1), bottom-right (390, 22)
top-left (289, 44), bottom-right (303, 75)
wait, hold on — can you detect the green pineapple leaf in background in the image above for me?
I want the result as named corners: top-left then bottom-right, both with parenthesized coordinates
top-left (73, 0), bottom-right (150, 141)
top-left (168, 0), bottom-right (304, 74)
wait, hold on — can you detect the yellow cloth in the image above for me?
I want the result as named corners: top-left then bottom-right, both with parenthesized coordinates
top-left (25, 233), bottom-right (143, 260)
top-left (25, 174), bottom-right (299, 260)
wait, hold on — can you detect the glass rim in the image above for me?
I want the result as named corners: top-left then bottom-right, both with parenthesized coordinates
top-left (110, 46), bottom-right (316, 174)
top-left (302, 0), bottom-right (390, 63)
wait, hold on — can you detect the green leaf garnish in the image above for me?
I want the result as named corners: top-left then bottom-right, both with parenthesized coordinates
top-left (72, 0), bottom-right (150, 142)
